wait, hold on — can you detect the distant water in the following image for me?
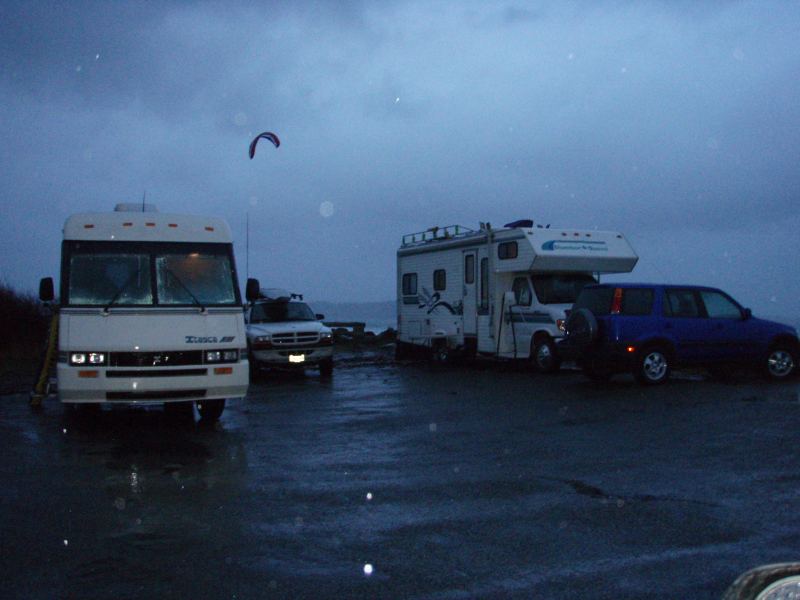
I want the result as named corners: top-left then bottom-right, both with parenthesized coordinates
top-left (309, 301), bottom-right (396, 333)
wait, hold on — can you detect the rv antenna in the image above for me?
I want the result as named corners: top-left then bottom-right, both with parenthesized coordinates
top-left (141, 190), bottom-right (146, 212)
top-left (246, 211), bottom-right (250, 279)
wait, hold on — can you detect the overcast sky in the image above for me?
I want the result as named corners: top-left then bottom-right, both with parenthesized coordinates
top-left (1, 1), bottom-right (799, 313)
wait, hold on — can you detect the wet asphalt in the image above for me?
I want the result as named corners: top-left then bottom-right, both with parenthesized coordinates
top-left (1, 355), bottom-right (800, 600)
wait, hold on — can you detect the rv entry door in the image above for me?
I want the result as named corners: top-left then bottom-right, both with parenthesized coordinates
top-left (462, 250), bottom-right (478, 336)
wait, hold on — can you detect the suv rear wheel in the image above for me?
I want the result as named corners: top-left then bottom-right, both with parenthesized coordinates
top-left (634, 346), bottom-right (671, 385)
top-left (764, 345), bottom-right (797, 380)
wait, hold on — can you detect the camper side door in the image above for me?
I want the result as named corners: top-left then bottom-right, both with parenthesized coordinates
top-left (462, 250), bottom-right (478, 337)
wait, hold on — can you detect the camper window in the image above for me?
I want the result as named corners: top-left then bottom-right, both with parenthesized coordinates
top-left (532, 273), bottom-right (596, 305)
top-left (512, 277), bottom-right (532, 306)
top-left (433, 269), bottom-right (446, 291)
top-left (464, 254), bottom-right (475, 284)
top-left (402, 272), bottom-right (418, 304)
top-left (498, 242), bottom-right (518, 260)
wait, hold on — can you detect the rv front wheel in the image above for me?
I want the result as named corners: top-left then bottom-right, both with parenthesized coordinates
top-left (196, 398), bottom-right (225, 422)
top-left (532, 337), bottom-right (561, 374)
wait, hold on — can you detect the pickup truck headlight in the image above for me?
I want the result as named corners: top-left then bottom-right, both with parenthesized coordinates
top-left (320, 331), bottom-right (333, 345)
top-left (254, 335), bottom-right (271, 344)
top-left (69, 352), bottom-right (106, 366)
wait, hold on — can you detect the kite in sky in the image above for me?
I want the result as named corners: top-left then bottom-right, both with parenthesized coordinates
top-left (249, 132), bottom-right (280, 159)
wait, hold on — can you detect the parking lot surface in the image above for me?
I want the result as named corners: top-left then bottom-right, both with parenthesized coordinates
top-left (1, 357), bottom-right (799, 599)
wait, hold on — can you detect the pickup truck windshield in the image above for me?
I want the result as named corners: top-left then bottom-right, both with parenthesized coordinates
top-left (250, 302), bottom-right (316, 323)
top-left (63, 241), bottom-right (239, 306)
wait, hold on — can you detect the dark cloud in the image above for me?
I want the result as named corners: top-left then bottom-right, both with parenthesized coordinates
top-left (1, 1), bottom-right (799, 312)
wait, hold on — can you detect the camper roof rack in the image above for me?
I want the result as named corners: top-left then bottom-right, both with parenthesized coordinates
top-left (401, 224), bottom-right (476, 247)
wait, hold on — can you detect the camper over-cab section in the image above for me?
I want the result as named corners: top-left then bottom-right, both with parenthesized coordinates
top-left (396, 220), bottom-right (638, 371)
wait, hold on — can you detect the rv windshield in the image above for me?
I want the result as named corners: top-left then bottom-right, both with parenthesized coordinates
top-left (532, 273), bottom-right (597, 305)
top-left (249, 302), bottom-right (317, 323)
top-left (63, 241), bottom-right (239, 307)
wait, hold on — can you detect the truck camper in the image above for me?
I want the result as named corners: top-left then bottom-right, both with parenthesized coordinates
top-left (395, 219), bottom-right (638, 370)
top-left (38, 203), bottom-right (251, 421)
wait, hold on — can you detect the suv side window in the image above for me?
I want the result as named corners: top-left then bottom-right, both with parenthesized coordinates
top-left (621, 288), bottom-right (654, 316)
top-left (700, 290), bottom-right (742, 319)
top-left (665, 289), bottom-right (701, 318)
top-left (512, 277), bottom-right (532, 306)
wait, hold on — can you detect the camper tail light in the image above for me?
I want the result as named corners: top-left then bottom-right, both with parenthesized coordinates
top-left (69, 352), bottom-right (106, 366)
top-left (556, 319), bottom-right (566, 333)
top-left (205, 349), bottom-right (239, 364)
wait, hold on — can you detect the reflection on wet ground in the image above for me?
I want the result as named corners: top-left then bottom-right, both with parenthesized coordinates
top-left (1, 359), bottom-right (799, 599)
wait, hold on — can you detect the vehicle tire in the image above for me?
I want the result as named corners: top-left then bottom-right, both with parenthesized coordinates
top-left (763, 345), bottom-right (797, 380)
top-left (319, 358), bottom-right (334, 378)
top-left (196, 398), bottom-right (225, 422)
top-left (430, 340), bottom-right (449, 364)
top-left (634, 346), bottom-right (671, 385)
top-left (532, 337), bottom-right (561, 374)
top-left (564, 309), bottom-right (598, 348)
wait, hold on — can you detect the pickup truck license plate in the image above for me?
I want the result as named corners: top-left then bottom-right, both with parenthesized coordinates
top-left (289, 354), bottom-right (305, 364)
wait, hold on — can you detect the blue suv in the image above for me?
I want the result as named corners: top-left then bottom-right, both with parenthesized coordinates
top-left (558, 283), bottom-right (799, 384)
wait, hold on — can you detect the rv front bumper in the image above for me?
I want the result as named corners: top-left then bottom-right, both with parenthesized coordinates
top-left (56, 362), bottom-right (249, 404)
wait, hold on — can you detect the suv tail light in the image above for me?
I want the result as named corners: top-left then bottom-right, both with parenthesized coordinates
top-left (611, 288), bottom-right (623, 314)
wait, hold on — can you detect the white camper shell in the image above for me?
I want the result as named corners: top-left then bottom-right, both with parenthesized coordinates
top-left (396, 221), bottom-right (638, 369)
top-left (50, 204), bottom-right (249, 420)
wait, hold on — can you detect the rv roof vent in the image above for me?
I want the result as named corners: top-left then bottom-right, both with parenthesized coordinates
top-left (115, 203), bottom-right (158, 212)
top-left (504, 219), bottom-right (533, 229)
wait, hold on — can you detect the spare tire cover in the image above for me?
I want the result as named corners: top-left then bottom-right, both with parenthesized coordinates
top-left (565, 308), bottom-right (598, 347)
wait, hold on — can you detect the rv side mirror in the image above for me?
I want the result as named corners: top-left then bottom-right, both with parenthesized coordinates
top-left (503, 290), bottom-right (516, 308)
top-left (743, 308), bottom-right (752, 320)
top-left (245, 278), bottom-right (260, 303)
top-left (316, 314), bottom-right (325, 321)
top-left (39, 277), bottom-right (55, 303)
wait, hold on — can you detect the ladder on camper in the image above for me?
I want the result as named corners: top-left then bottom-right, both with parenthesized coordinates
top-left (401, 225), bottom-right (477, 247)
top-left (30, 311), bottom-right (58, 407)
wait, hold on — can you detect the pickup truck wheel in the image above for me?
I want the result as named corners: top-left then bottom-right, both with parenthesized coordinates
top-left (635, 346), bottom-right (670, 385)
top-left (196, 398), bottom-right (225, 422)
top-left (319, 358), bottom-right (333, 378)
top-left (764, 346), bottom-right (797, 380)
top-left (532, 338), bottom-right (561, 374)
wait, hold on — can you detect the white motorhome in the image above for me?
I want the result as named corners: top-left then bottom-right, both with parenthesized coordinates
top-left (39, 203), bottom-right (251, 421)
top-left (396, 219), bottom-right (638, 370)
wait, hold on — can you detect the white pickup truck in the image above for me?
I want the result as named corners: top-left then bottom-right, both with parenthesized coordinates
top-left (245, 290), bottom-right (334, 378)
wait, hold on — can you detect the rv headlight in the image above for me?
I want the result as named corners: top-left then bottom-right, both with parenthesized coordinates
top-left (222, 350), bottom-right (238, 362)
top-left (206, 351), bottom-right (222, 363)
top-left (70, 352), bottom-right (106, 366)
top-left (88, 352), bottom-right (106, 365)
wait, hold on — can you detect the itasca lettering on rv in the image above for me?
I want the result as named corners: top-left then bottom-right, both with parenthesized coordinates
top-left (185, 335), bottom-right (235, 344)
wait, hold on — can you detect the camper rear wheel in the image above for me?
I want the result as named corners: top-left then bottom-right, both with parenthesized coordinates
top-left (531, 336), bottom-right (561, 374)
top-left (430, 340), bottom-right (450, 364)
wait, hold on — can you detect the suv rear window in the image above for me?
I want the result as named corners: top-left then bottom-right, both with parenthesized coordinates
top-left (573, 287), bottom-right (653, 316)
